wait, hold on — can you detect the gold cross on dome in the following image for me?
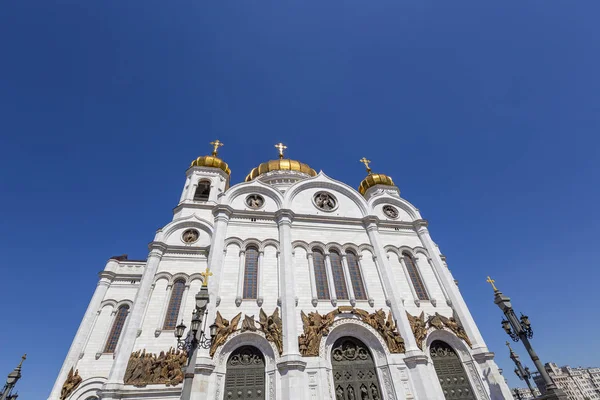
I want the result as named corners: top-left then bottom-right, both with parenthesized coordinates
top-left (209, 139), bottom-right (224, 156)
top-left (201, 267), bottom-right (213, 287)
top-left (359, 157), bottom-right (372, 174)
top-left (486, 276), bottom-right (498, 292)
top-left (275, 142), bottom-right (287, 159)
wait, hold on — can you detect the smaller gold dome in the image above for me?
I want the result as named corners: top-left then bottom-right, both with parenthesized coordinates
top-left (358, 173), bottom-right (395, 195)
top-left (189, 155), bottom-right (231, 175)
top-left (245, 159), bottom-right (317, 182)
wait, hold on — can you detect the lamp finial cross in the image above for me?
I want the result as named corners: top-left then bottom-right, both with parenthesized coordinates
top-left (209, 139), bottom-right (224, 156)
top-left (486, 276), bottom-right (498, 292)
top-left (201, 267), bottom-right (213, 287)
top-left (359, 157), bottom-right (372, 174)
top-left (275, 142), bottom-right (287, 159)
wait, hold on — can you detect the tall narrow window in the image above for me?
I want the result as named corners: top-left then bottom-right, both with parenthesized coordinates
top-left (193, 181), bottom-right (211, 201)
top-left (163, 279), bottom-right (186, 330)
top-left (403, 253), bottom-right (429, 301)
top-left (346, 251), bottom-right (367, 300)
top-left (104, 305), bottom-right (129, 353)
top-left (329, 250), bottom-right (348, 300)
top-left (313, 249), bottom-right (330, 299)
top-left (243, 246), bottom-right (259, 299)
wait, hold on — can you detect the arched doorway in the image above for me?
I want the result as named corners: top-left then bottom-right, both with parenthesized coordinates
top-left (430, 340), bottom-right (476, 400)
top-left (223, 345), bottom-right (265, 400)
top-left (331, 337), bottom-right (383, 400)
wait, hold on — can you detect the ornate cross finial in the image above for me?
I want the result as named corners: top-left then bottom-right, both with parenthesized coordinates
top-left (209, 139), bottom-right (224, 156)
top-left (275, 142), bottom-right (287, 159)
top-left (359, 157), bottom-right (372, 174)
top-left (200, 267), bottom-right (213, 287)
top-left (486, 276), bottom-right (498, 292)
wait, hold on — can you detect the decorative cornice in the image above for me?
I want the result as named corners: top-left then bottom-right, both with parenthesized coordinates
top-left (412, 219), bottom-right (429, 231)
top-left (274, 209), bottom-right (295, 225)
top-left (212, 205), bottom-right (234, 219)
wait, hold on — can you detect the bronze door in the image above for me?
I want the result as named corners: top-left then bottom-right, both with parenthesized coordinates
top-left (223, 346), bottom-right (265, 400)
top-left (430, 340), bottom-right (476, 400)
top-left (331, 337), bottom-right (383, 400)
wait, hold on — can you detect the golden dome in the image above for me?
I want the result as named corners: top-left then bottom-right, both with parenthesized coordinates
top-left (358, 173), bottom-right (395, 195)
top-left (189, 155), bottom-right (231, 175)
top-left (245, 159), bottom-right (317, 182)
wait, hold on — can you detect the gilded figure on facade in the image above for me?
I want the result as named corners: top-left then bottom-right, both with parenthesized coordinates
top-left (299, 309), bottom-right (339, 356)
top-left (60, 367), bottom-right (82, 400)
top-left (124, 348), bottom-right (187, 386)
top-left (259, 308), bottom-right (283, 355)
top-left (407, 311), bottom-right (427, 350)
top-left (426, 312), bottom-right (472, 348)
top-left (210, 311), bottom-right (242, 357)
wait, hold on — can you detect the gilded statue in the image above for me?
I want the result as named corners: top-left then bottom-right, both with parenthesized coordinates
top-left (426, 312), bottom-right (472, 348)
top-left (407, 311), bottom-right (427, 350)
top-left (124, 348), bottom-right (187, 386)
top-left (241, 314), bottom-right (257, 332)
top-left (60, 367), bottom-right (82, 400)
top-left (210, 311), bottom-right (242, 357)
top-left (299, 309), bottom-right (339, 356)
top-left (259, 308), bottom-right (283, 355)
top-left (354, 308), bottom-right (405, 353)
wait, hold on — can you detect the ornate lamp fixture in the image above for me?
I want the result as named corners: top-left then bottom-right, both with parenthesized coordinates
top-left (174, 308), bottom-right (217, 353)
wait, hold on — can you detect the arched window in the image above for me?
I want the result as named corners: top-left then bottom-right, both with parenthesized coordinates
top-left (329, 250), bottom-right (348, 300)
top-left (313, 249), bottom-right (330, 300)
top-left (243, 246), bottom-right (259, 299)
top-left (193, 180), bottom-right (211, 201)
top-left (403, 253), bottom-right (429, 301)
top-left (346, 251), bottom-right (367, 300)
top-left (104, 305), bottom-right (129, 353)
top-left (163, 279), bottom-right (186, 330)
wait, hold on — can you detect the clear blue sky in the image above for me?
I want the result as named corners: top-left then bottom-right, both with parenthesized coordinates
top-left (1, 1), bottom-right (599, 398)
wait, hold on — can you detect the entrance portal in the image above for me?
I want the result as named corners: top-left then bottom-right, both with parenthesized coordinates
top-left (331, 336), bottom-right (383, 400)
top-left (430, 340), bottom-right (476, 400)
top-left (223, 345), bottom-right (265, 400)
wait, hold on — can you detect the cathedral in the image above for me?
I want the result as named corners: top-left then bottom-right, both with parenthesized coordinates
top-left (50, 141), bottom-right (512, 400)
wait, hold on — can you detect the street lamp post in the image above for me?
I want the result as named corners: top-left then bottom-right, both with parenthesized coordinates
top-left (0, 355), bottom-right (25, 400)
top-left (507, 341), bottom-right (536, 395)
top-left (175, 268), bottom-right (217, 400)
top-left (487, 277), bottom-right (567, 400)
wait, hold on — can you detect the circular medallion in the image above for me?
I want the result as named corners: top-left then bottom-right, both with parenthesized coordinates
top-left (182, 229), bottom-right (199, 244)
top-left (245, 194), bottom-right (265, 209)
top-left (383, 205), bottom-right (399, 219)
top-left (313, 191), bottom-right (338, 212)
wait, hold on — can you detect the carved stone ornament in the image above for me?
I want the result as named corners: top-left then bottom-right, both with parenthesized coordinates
top-left (124, 348), bottom-right (187, 386)
top-left (406, 311), bottom-right (427, 350)
top-left (210, 311), bottom-right (242, 357)
top-left (299, 307), bottom-right (405, 357)
top-left (382, 205), bottom-right (399, 219)
top-left (313, 191), bottom-right (337, 211)
top-left (426, 313), bottom-right (472, 348)
top-left (60, 367), bottom-right (82, 400)
top-left (245, 194), bottom-right (265, 209)
top-left (181, 229), bottom-right (199, 244)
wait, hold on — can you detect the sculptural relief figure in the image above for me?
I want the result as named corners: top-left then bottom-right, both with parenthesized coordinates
top-left (299, 309), bottom-right (339, 356)
top-left (361, 384), bottom-right (369, 400)
top-left (426, 313), bottom-right (472, 348)
top-left (407, 311), bottom-right (427, 350)
top-left (210, 311), bottom-right (242, 357)
top-left (60, 367), bottom-right (82, 400)
top-left (241, 314), bottom-right (257, 332)
top-left (124, 348), bottom-right (187, 386)
top-left (259, 308), bottom-right (283, 355)
top-left (314, 192), bottom-right (336, 211)
top-left (347, 385), bottom-right (356, 400)
top-left (354, 308), bottom-right (405, 353)
top-left (336, 386), bottom-right (345, 400)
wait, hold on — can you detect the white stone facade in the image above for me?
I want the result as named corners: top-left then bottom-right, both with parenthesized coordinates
top-left (533, 363), bottom-right (600, 400)
top-left (49, 156), bottom-right (513, 400)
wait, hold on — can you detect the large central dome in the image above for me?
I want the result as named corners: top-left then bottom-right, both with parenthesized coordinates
top-left (245, 159), bottom-right (317, 182)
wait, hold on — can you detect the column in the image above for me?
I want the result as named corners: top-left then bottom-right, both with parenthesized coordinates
top-left (306, 252), bottom-right (318, 306)
top-left (275, 210), bottom-right (306, 400)
top-left (362, 217), bottom-right (440, 399)
top-left (324, 254), bottom-right (337, 306)
top-left (257, 250), bottom-right (264, 306)
top-left (103, 244), bottom-right (166, 395)
top-left (414, 220), bottom-right (486, 350)
top-left (357, 255), bottom-right (375, 307)
top-left (426, 257), bottom-right (451, 306)
top-left (48, 273), bottom-right (112, 400)
top-left (341, 254), bottom-right (356, 305)
top-left (190, 206), bottom-right (232, 400)
top-left (235, 250), bottom-right (246, 306)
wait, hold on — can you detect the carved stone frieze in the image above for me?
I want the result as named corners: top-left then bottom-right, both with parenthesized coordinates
top-left (406, 311), bottom-right (427, 350)
top-left (210, 311), bottom-right (242, 357)
top-left (123, 348), bottom-right (187, 386)
top-left (60, 367), bottom-right (82, 400)
top-left (426, 313), bottom-right (472, 348)
top-left (299, 307), bottom-right (405, 356)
